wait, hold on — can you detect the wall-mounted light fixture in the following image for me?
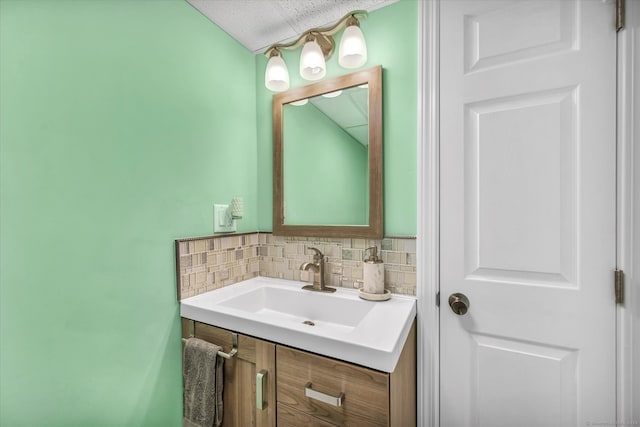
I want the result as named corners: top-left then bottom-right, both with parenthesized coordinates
top-left (264, 10), bottom-right (368, 92)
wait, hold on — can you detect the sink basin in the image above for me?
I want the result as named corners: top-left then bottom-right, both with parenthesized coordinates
top-left (218, 286), bottom-right (374, 333)
top-left (180, 277), bottom-right (416, 372)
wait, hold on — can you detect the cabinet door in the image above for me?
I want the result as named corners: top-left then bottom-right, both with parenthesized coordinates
top-left (185, 320), bottom-right (276, 427)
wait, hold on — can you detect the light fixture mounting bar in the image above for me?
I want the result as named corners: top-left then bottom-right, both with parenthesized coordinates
top-left (264, 10), bottom-right (368, 59)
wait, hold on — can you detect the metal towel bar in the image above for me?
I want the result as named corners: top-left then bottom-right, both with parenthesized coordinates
top-left (182, 332), bottom-right (239, 359)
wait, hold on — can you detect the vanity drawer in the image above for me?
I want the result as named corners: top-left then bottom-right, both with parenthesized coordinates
top-left (276, 346), bottom-right (389, 426)
top-left (277, 403), bottom-right (336, 427)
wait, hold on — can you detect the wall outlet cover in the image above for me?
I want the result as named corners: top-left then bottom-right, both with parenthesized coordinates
top-left (214, 204), bottom-right (236, 233)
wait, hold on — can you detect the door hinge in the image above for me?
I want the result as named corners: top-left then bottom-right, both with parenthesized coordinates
top-left (616, 0), bottom-right (625, 32)
top-left (615, 269), bottom-right (624, 304)
top-left (436, 291), bottom-right (440, 307)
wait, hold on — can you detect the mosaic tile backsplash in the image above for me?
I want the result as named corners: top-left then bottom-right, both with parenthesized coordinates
top-left (176, 233), bottom-right (416, 299)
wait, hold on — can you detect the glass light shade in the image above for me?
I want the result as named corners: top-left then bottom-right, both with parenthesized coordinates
top-left (265, 54), bottom-right (290, 92)
top-left (321, 90), bottom-right (343, 98)
top-left (300, 40), bottom-right (326, 80)
top-left (339, 25), bottom-right (367, 68)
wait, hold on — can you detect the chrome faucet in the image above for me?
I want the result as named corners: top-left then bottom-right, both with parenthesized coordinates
top-left (300, 247), bottom-right (336, 293)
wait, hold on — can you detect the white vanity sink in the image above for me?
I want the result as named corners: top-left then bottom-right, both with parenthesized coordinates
top-left (217, 285), bottom-right (374, 333)
top-left (180, 277), bottom-right (416, 372)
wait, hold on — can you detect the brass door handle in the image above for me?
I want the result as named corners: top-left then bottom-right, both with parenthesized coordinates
top-left (448, 293), bottom-right (470, 315)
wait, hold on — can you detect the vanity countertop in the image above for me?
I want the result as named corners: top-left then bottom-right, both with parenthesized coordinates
top-left (180, 277), bottom-right (416, 372)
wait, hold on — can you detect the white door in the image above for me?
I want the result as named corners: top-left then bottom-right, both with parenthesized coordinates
top-left (439, 1), bottom-right (617, 426)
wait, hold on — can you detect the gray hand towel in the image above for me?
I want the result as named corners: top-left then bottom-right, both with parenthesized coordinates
top-left (183, 337), bottom-right (224, 427)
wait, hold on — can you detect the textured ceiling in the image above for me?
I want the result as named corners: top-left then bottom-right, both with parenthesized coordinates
top-left (186, 0), bottom-right (398, 54)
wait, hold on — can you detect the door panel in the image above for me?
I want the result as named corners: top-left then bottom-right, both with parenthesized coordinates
top-left (464, 1), bottom-right (577, 73)
top-left (470, 333), bottom-right (578, 426)
top-left (464, 87), bottom-right (578, 287)
top-left (440, 1), bottom-right (617, 426)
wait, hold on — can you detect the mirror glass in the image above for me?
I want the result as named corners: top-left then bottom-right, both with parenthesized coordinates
top-left (273, 66), bottom-right (382, 239)
top-left (283, 85), bottom-right (369, 225)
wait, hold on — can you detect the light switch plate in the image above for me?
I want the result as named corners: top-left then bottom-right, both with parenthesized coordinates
top-left (214, 204), bottom-right (236, 233)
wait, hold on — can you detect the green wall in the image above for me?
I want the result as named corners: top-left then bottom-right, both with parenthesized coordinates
top-left (257, 0), bottom-right (418, 236)
top-left (283, 102), bottom-right (368, 225)
top-left (1, 0), bottom-right (417, 425)
top-left (0, 1), bottom-right (257, 425)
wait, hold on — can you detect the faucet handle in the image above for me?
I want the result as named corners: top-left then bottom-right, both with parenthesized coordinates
top-left (307, 247), bottom-right (324, 261)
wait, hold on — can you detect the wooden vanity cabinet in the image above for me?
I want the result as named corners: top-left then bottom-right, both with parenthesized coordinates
top-left (276, 322), bottom-right (416, 427)
top-left (181, 318), bottom-right (416, 427)
top-left (182, 319), bottom-right (276, 427)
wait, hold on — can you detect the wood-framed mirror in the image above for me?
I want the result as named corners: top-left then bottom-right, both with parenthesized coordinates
top-left (273, 66), bottom-right (382, 239)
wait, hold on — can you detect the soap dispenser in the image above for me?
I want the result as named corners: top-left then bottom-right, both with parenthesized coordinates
top-left (362, 246), bottom-right (386, 298)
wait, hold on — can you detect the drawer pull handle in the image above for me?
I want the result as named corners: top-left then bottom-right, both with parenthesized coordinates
top-left (304, 382), bottom-right (344, 407)
top-left (256, 370), bottom-right (267, 410)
